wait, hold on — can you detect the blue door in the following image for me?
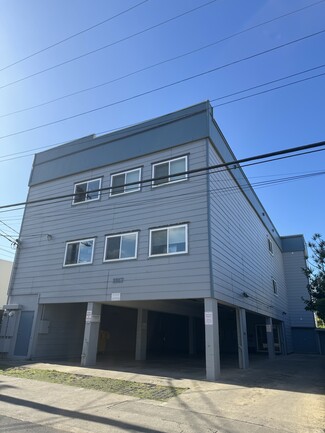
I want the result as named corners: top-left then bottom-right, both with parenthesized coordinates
top-left (14, 311), bottom-right (34, 356)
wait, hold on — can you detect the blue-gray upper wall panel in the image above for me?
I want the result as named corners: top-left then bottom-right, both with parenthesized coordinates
top-left (29, 102), bottom-right (211, 186)
top-left (281, 235), bottom-right (306, 252)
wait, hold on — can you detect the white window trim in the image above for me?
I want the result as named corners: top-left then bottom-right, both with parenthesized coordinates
top-left (103, 232), bottom-right (138, 262)
top-left (272, 278), bottom-right (278, 296)
top-left (152, 155), bottom-right (188, 188)
top-left (268, 238), bottom-right (274, 255)
top-left (110, 168), bottom-right (142, 197)
top-left (149, 224), bottom-right (188, 257)
top-left (63, 238), bottom-right (95, 267)
top-left (72, 178), bottom-right (102, 205)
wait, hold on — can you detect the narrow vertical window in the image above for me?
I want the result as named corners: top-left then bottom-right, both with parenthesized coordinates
top-left (272, 279), bottom-right (278, 295)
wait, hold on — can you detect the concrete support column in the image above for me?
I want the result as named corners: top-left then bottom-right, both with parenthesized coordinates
top-left (81, 302), bottom-right (101, 367)
top-left (236, 308), bottom-right (249, 369)
top-left (188, 316), bottom-right (195, 356)
top-left (204, 298), bottom-right (220, 381)
top-left (280, 322), bottom-right (287, 355)
top-left (266, 317), bottom-right (275, 359)
top-left (135, 308), bottom-right (148, 361)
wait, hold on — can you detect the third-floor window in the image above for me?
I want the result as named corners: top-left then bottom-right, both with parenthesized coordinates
top-left (110, 168), bottom-right (141, 196)
top-left (73, 179), bottom-right (101, 204)
top-left (152, 156), bottom-right (188, 187)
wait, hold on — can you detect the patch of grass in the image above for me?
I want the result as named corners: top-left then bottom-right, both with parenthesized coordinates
top-left (0, 366), bottom-right (187, 401)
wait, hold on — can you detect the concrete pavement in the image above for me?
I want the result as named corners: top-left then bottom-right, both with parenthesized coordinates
top-left (0, 354), bottom-right (324, 433)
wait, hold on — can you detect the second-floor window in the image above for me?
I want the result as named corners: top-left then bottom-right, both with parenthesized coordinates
top-left (152, 156), bottom-right (188, 187)
top-left (64, 238), bottom-right (95, 266)
top-left (110, 168), bottom-right (141, 196)
top-left (73, 179), bottom-right (101, 204)
top-left (268, 238), bottom-right (274, 255)
top-left (272, 278), bottom-right (278, 295)
top-left (104, 232), bottom-right (138, 261)
top-left (149, 224), bottom-right (188, 256)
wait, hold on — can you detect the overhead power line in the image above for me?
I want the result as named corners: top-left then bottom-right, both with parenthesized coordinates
top-left (0, 64), bottom-right (323, 164)
top-left (0, 63), bottom-right (324, 164)
top-left (0, 247), bottom-right (15, 258)
top-left (0, 230), bottom-right (17, 244)
top-left (2, 169), bottom-right (324, 229)
top-left (0, 29), bottom-right (324, 142)
top-left (1, 0), bottom-right (323, 119)
top-left (212, 70), bottom-right (325, 107)
top-left (0, 0), bottom-right (219, 91)
top-left (1, 165), bottom-right (324, 224)
top-left (0, 0), bottom-right (150, 73)
top-left (0, 219), bottom-right (19, 235)
top-left (0, 140), bottom-right (324, 211)
top-left (211, 64), bottom-right (325, 103)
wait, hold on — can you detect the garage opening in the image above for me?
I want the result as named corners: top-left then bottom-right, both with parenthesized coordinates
top-left (98, 304), bottom-right (137, 359)
top-left (147, 311), bottom-right (205, 359)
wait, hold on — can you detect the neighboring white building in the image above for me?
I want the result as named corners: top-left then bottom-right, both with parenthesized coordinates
top-left (0, 102), bottom-right (317, 379)
top-left (0, 259), bottom-right (12, 309)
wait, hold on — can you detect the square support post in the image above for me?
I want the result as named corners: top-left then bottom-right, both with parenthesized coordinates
top-left (236, 307), bottom-right (249, 369)
top-left (81, 302), bottom-right (101, 367)
top-left (204, 298), bottom-right (220, 381)
top-left (266, 316), bottom-right (275, 359)
top-left (280, 321), bottom-right (287, 355)
top-left (135, 308), bottom-right (148, 361)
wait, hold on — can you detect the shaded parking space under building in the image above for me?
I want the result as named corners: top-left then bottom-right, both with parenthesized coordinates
top-left (24, 299), bottom-right (288, 381)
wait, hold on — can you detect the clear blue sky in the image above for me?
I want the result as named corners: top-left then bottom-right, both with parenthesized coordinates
top-left (0, 0), bottom-right (324, 261)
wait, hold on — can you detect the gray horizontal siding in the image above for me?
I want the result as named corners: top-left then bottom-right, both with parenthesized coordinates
top-left (208, 142), bottom-right (288, 319)
top-left (282, 251), bottom-right (315, 327)
top-left (11, 140), bottom-right (211, 303)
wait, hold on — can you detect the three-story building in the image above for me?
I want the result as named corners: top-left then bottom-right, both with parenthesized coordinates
top-left (1, 101), bottom-right (316, 380)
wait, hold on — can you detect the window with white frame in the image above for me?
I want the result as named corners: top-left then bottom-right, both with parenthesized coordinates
top-left (152, 156), bottom-right (187, 187)
top-left (268, 238), bottom-right (274, 255)
top-left (149, 224), bottom-right (188, 256)
top-left (272, 278), bottom-right (278, 295)
top-left (110, 168), bottom-right (141, 196)
top-left (104, 232), bottom-right (138, 261)
top-left (64, 238), bottom-right (95, 266)
top-left (73, 179), bottom-right (101, 204)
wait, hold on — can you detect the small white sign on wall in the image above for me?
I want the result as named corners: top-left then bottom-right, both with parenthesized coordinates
top-left (205, 312), bottom-right (213, 325)
top-left (266, 324), bottom-right (272, 333)
top-left (111, 292), bottom-right (121, 301)
top-left (85, 312), bottom-right (101, 323)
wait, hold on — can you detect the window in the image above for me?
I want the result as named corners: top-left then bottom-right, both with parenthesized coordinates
top-left (110, 168), bottom-right (141, 196)
top-left (268, 238), bottom-right (274, 255)
top-left (64, 239), bottom-right (95, 266)
top-left (272, 278), bottom-right (278, 295)
top-left (149, 224), bottom-right (188, 256)
top-left (104, 232), bottom-right (138, 261)
top-left (73, 179), bottom-right (101, 204)
top-left (152, 156), bottom-right (187, 187)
